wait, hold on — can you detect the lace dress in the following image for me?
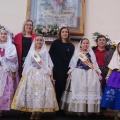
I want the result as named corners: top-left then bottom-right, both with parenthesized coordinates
top-left (11, 57), bottom-right (58, 112)
top-left (61, 53), bottom-right (101, 113)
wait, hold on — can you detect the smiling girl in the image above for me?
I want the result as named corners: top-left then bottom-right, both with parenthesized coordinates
top-left (11, 35), bottom-right (58, 120)
top-left (0, 27), bottom-right (19, 117)
top-left (61, 38), bottom-right (102, 115)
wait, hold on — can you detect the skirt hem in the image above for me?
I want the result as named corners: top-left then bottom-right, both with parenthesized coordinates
top-left (11, 106), bottom-right (59, 112)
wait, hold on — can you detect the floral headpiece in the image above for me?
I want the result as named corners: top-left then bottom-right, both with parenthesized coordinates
top-left (92, 32), bottom-right (116, 50)
top-left (92, 32), bottom-right (111, 42)
top-left (0, 25), bottom-right (4, 29)
top-left (59, 23), bottom-right (67, 29)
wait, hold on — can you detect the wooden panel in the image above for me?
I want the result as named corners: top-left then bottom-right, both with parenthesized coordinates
top-left (26, 0), bottom-right (31, 20)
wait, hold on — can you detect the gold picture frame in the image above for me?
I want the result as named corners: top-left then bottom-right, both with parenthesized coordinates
top-left (26, 0), bottom-right (85, 36)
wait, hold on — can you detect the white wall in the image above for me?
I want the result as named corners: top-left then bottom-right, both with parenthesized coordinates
top-left (0, 0), bottom-right (27, 34)
top-left (0, 0), bottom-right (120, 45)
top-left (85, 0), bottom-right (120, 45)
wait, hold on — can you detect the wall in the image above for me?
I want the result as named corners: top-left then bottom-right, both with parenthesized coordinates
top-left (0, 0), bottom-right (27, 34)
top-left (85, 0), bottom-right (120, 45)
top-left (0, 0), bottom-right (120, 46)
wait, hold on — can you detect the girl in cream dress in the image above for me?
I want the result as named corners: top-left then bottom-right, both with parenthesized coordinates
top-left (11, 35), bottom-right (58, 119)
top-left (61, 38), bottom-right (102, 115)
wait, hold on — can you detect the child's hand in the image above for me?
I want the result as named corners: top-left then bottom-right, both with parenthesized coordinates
top-left (50, 76), bottom-right (55, 85)
top-left (106, 76), bottom-right (109, 83)
top-left (98, 74), bottom-right (102, 83)
top-left (67, 73), bottom-right (71, 83)
top-left (34, 54), bottom-right (37, 58)
top-left (12, 72), bottom-right (16, 80)
top-left (38, 61), bottom-right (42, 65)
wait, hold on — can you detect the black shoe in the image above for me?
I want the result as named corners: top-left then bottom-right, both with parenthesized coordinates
top-left (56, 110), bottom-right (66, 117)
top-left (60, 110), bottom-right (66, 117)
top-left (56, 111), bottom-right (61, 116)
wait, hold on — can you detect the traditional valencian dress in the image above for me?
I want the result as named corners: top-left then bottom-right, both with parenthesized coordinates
top-left (101, 48), bottom-right (120, 110)
top-left (61, 42), bottom-right (101, 113)
top-left (11, 37), bottom-right (59, 112)
top-left (0, 28), bottom-right (19, 110)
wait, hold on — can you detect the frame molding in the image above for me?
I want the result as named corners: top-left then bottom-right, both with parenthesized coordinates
top-left (26, 0), bottom-right (85, 36)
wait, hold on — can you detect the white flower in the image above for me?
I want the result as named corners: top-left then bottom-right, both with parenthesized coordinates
top-left (59, 24), bottom-right (67, 29)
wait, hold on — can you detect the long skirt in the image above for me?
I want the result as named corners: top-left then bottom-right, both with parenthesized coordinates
top-left (0, 68), bottom-right (19, 110)
top-left (61, 68), bottom-right (101, 113)
top-left (101, 70), bottom-right (120, 110)
top-left (11, 67), bottom-right (59, 112)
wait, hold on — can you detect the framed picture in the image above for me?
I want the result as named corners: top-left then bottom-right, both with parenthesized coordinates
top-left (26, 0), bottom-right (85, 35)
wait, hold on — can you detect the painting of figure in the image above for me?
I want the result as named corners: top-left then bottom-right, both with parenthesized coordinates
top-left (29, 0), bottom-right (85, 35)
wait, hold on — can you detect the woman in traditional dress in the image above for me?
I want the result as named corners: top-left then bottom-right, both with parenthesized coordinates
top-left (0, 27), bottom-right (19, 117)
top-left (14, 19), bottom-right (36, 76)
top-left (49, 26), bottom-right (74, 114)
top-left (101, 42), bottom-right (120, 120)
top-left (61, 38), bottom-right (102, 115)
top-left (11, 35), bottom-right (59, 120)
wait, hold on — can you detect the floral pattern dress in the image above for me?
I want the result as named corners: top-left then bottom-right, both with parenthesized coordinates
top-left (0, 47), bottom-right (19, 110)
top-left (11, 57), bottom-right (59, 112)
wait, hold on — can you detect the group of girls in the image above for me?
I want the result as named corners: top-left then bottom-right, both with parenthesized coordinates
top-left (0, 19), bottom-right (120, 120)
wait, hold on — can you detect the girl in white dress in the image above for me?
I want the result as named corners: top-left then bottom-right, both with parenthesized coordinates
top-left (61, 38), bottom-right (102, 115)
top-left (11, 35), bottom-right (58, 119)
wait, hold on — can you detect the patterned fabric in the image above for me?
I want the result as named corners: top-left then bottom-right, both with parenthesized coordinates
top-left (0, 72), bottom-right (14, 110)
top-left (107, 70), bottom-right (120, 88)
top-left (22, 36), bottom-right (53, 76)
top-left (11, 65), bottom-right (59, 112)
top-left (0, 59), bottom-right (19, 110)
top-left (104, 49), bottom-right (114, 68)
top-left (101, 86), bottom-right (120, 110)
top-left (0, 27), bottom-right (19, 110)
top-left (101, 70), bottom-right (120, 110)
top-left (76, 53), bottom-right (92, 70)
top-left (61, 52), bottom-right (101, 113)
top-left (0, 48), bottom-right (5, 57)
top-left (61, 68), bottom-right (101, 113)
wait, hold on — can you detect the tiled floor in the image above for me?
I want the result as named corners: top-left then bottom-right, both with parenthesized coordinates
top-left (0, 111), bottom-right (115, 120)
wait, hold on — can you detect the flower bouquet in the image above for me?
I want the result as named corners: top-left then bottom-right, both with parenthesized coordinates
top-left (35, 24), bottom-right (59, 36)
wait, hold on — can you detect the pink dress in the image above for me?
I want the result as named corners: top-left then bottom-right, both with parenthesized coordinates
top-left (0, 48), bottom-right (19, 110)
